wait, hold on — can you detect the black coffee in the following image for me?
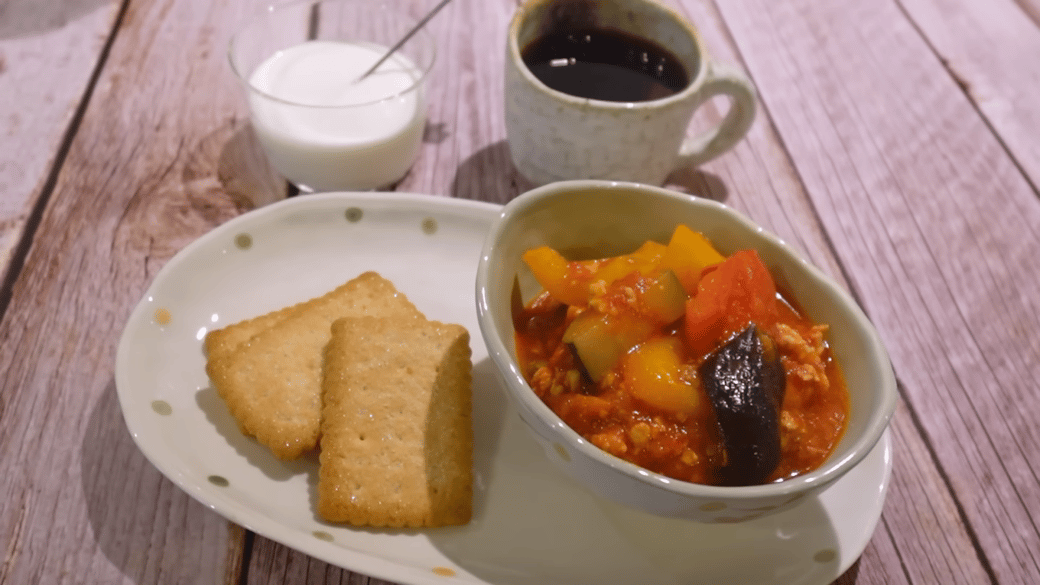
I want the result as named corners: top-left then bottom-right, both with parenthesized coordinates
top-left (521, 28), bottom-right (689, 102)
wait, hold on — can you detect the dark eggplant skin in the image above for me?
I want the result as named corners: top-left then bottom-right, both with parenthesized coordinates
top-left (698, 324), bottom-right (786, 486)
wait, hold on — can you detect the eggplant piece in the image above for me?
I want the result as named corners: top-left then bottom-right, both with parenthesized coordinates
top-left (699, 324), bottom-right (785, 486)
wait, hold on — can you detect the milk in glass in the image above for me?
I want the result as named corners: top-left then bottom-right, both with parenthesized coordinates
top-left (248, 40), bottom-right (425, 192)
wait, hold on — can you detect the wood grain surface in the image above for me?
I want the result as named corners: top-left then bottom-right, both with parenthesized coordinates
top-left (718, 1), bottom-right (1040, 582)
top-left (0, 1), bottom-right (117, 297)
top-left (1, 0), bottom-right (1039, 583)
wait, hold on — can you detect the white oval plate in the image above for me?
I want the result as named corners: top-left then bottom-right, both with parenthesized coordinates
top-left (115, 192), bottom-right (892, 585)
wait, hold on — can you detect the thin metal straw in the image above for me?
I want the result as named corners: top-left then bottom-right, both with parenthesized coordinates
top-left (356, 0), bottom-right (454, 81)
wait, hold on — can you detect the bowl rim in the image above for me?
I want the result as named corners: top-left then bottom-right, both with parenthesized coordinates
top-left (475, 179), bottom-right (897, 500)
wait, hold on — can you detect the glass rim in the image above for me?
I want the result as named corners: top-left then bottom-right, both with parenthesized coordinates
top-left (227, 0), bottom-right (437, 108)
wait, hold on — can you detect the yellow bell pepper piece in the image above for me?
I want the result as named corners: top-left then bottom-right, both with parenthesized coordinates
top-left (660, 225), bottom-right (726, 294)
top-left (621, 336), bottom-right (701, 414)
top-left (522, 246), bottom-right (591, 307)
top-left (587, 240), bottom-right (667, 288)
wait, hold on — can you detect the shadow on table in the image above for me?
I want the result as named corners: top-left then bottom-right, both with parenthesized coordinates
top-left (81, 381), bottom-right (237, 583)
top-left (837, 558), bottom-right (863, 583)
top-left (0, 0), bottom-right (109, 39)
top-left (665, 165), bottom-right (730, 203)
top-left (216, 121), bottom-right (293, 210)
top-left (448, 139), bottom-right (731, 206)
top-left (449, 140), bottom-right (534, 205)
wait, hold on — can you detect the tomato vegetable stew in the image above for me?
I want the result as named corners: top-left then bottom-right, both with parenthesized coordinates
top-left (513, 225), bottom-right (849, 486)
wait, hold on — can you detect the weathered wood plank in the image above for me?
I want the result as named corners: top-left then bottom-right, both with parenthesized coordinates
top-left (718, 0), bottom-right (1040, 583)
top-left (245, 534), bottom-right (397, 585)
top-left (0, 0), bottom-right (270, 581)
top-left (0, 1), bottom-right (116, 292)
top-left (849, 400), bottom-right (990, 584)
top-left (671, 1), bottom-right (986, 582)
top-left (899, 0), bottom-right (1040, 192)
top-left (397, 0), bottom-right (528, 201)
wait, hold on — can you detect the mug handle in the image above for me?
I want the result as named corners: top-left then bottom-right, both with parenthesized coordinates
top-left (676, 62), bottom-right (757, 167)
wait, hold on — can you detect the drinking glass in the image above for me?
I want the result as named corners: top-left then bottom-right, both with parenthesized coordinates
top-left (229, 0), bottom-right (437, 192)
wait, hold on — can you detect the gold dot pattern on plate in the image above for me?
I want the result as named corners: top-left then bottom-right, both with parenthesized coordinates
top-left (208, 475), bottom-right (230, 487)
top-left (345, 207), bottom-right (363, 222)
top-left (432, 567), bottom-right (456, 577)
top-left (422, 217), bottom-right (437, 234)
top-left (312, 531), bottom-right (334, 542)
top-left (151, 400), bottom-right (173, 415)
top-left (699, 501), bottom-right (726, 512)
top-left (814, 549), bottom-right (837, 563)
top-left (553, 443), bottom-right (571, 462)
top-left (235, 233), bottom-right (253, 250)
top-left (154, 307), bottom-right (171, 325)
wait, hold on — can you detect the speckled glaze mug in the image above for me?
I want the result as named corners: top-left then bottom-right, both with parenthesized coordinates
top-left (505, 0), bottom-right (757, 186)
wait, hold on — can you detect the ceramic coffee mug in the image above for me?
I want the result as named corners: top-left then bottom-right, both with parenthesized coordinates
top-left (505, 0), bottom-right (757, 186)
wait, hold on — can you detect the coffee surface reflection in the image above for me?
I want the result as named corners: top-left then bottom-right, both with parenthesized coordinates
top-left (521, 28), bottom-right (689, 102)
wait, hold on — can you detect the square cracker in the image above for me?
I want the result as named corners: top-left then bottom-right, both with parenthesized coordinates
top-left (205, 272), bottom-right (423, 460)
top-left (318, 315), bottom-right (473, 527)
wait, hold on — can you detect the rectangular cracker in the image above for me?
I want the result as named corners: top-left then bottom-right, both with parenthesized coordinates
top-left (203, 303), bottom-right (302, 365)
top-left (318, 315), bottom-right (473, 527)
top-left (205, 272), bottom-right (423, 460)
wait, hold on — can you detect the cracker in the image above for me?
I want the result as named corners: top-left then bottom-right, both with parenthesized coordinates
top-left (204, 303), bottom-right (301, 364)
top-left (318, 315), bottom-right (473, 527)
top-left (205, 272), bottom-right (423, 460)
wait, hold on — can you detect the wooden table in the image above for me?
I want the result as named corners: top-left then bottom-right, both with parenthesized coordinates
top-left (3, 0), bottom-right (1039, 582)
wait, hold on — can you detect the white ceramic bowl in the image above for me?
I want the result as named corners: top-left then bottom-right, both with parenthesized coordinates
top-left (475, 180), bottom-right (897, 523)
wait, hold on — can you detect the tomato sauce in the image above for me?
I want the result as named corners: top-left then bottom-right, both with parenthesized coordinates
top-left (514, 236), bottom-right (850, 486)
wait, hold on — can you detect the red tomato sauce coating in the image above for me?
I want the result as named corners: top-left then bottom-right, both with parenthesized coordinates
top-left (514, 240), bottom-right (850, 486)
